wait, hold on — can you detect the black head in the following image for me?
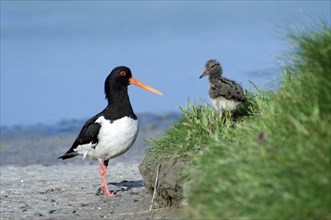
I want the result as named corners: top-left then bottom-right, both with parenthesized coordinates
top-left (199, 59), bottom-right (223, 79)
top-left (104, 66), bottom-right (162, 103)
top-left (105, 66), bottom-right (132, 91)
top-left (104, 66), bottom-right (133, 103)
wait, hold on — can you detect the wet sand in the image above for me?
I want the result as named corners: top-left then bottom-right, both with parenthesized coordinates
top-left (0, 162), bottom-right (179, 219)
top-left (0, 115), bottom-right (181, 219)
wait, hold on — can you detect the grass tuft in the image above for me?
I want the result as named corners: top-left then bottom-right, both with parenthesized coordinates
top-left (146, 102), bottom-right (228, 161)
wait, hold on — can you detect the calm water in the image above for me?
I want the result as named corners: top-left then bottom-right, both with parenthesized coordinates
top-left (1, 1), bottom-right (330, 126)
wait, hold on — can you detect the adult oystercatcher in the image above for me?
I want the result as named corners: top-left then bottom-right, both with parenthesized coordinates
top-left (199, 59), bottom-right (246, 115)
top-left (58, 66), bottom-right (162, 197)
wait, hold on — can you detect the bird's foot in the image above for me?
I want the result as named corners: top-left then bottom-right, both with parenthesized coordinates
top-left (95, 184), bottom-right (113, 197)
top-left (103, 190), bottom-right (112, 197)
top-left (95, 187), bottom-right (114, 197)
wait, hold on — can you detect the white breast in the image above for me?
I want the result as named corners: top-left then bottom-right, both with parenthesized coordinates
top-left (85, 116), bottom-right (138, 161)
top-left (211, 96), bottom-right (239, 113)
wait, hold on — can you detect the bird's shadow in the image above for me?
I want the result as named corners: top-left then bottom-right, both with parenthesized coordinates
top-left (108, 180), bottom-right (144, 191)
top-left (95, 180), bottom-right (144, 196)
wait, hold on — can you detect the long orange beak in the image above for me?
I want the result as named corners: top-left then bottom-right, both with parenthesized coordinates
top-left (129, 77), bottom-right (163, 95)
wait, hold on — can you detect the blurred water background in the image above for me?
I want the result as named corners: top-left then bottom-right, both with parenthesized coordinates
top-left (0, 1), bottom-right (329, 165)
top-left (1, 1), bottom-right (330, 127)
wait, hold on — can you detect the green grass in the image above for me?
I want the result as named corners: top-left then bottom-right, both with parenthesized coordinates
top-left (148, 23), bottom-right (331, 219)
top-left (146, 91), bottom-right (265, 160)
top-left (146, 102), bottom-right (230, 160)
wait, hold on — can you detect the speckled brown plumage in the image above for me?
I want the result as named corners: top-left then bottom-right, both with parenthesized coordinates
top-left (199, 59), bottom-right (246, 113)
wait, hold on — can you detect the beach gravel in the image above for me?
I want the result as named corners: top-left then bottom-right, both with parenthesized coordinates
top-left (0, 162), bottom-right (179, 219)
top-left (0, 114), bottom-right (181, 219)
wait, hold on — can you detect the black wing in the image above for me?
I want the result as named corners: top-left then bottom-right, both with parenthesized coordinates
top-left (58, 114), bottom-right (102, 160)
top-left (209, 76), bottom-right (246, 102)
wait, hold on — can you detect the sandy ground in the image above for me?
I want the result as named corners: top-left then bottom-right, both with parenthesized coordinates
top-left (0, 162), bottom-right (180, 219)
top-left (0, 115), bottom-right (181, 219)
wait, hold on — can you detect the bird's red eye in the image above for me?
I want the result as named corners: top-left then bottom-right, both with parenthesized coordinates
top-left (120, 71), bottom-right (126, 76)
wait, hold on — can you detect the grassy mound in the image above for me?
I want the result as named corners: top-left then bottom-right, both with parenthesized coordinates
top-left (185, 24), bottom-right (331, 219)
top-left (147, 23), bottom-right (330, 219)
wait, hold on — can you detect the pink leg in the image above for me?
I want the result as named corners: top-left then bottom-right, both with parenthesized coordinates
top-left (96, 159), bottom-right (112, 197)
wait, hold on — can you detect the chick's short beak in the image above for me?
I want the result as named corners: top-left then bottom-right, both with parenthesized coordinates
top-left (199, 70), bottom-right (209, 79)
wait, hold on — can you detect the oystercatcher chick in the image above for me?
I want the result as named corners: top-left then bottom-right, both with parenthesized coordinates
top-left (199, 59), bottom-right (246, 115)
top-left (58, 66), bottom-right (162, 197)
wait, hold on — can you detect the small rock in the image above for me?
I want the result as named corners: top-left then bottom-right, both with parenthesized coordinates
top-left (139, 153), bottom-right (186, 207)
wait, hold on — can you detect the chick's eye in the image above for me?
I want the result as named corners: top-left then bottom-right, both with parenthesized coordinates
top-left (120, 71), bottom-right (126, 76)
